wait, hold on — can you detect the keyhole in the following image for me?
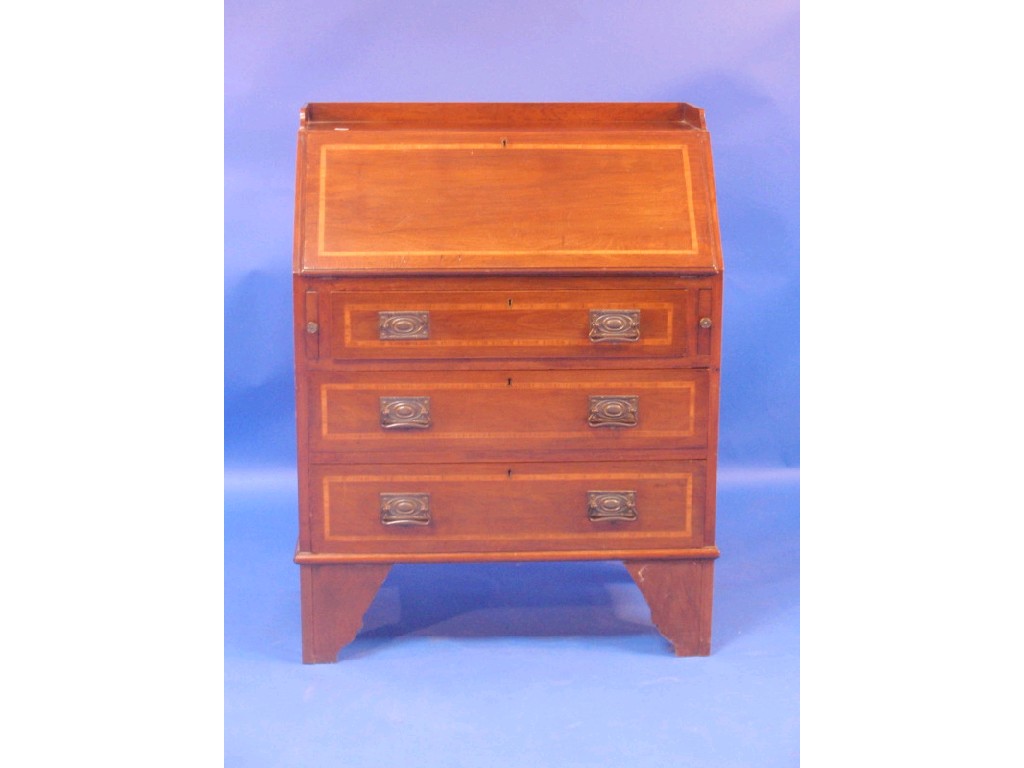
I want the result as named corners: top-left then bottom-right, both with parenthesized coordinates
top-left (507, 468), bottom-right (513, 478)
top-left (507, 377), bottom-right (512, 387)
top-left (507, 298), bottom-right (513, 307)
top-left (501, 137), bottom-right (508, 148)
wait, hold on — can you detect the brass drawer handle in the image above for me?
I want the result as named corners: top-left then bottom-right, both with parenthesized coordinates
top-left (588, 395), bottom-right (639, 428)
top-left (379, 311), bottom-right (429, 340)
top-left (587, 491), bottom-right (638, 522)
top-left (589, 310), bottom-right (640, 342)
top-left (380, 397), bottom-right (431, 429)
top-left (380, 493), bottom-right (431, 526)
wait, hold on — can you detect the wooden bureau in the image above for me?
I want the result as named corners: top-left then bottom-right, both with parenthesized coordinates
top-left (291, 103), bottom-right (723, 662)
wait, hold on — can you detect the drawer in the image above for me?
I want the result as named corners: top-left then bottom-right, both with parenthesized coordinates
top-left (320, 287), bottom-right (702, 361)
top-left (309, 368), bottom-right (709, 458)
top-left (309, 460), bottom-right (707, 555)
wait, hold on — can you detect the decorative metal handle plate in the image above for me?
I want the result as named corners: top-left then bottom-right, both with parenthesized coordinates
top-left (380, 493), bottom-right (431, 526)
top-left (587, 491), bottom-right (638, 522)
top-left (589, 310), bottom-right (640, 342)
top-left (379, 311), bottom-right (429, 340)
top-left (588, 395), bottom-right (639, 428)
top-left (380, 397), bottom-right (431, 429)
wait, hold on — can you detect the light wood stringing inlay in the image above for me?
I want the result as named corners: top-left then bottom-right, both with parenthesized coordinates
top-left (317, 144), bottom-right (698, 257)
top-left (342, 302), bottom-right (675, 347)
top-left (322, 472), bottom-right (694, 542)
top-left (318, 380), bottom-right (697, 440)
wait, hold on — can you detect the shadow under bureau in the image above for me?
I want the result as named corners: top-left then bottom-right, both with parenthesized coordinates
top-left (291, 103), bottom-right (723, 662)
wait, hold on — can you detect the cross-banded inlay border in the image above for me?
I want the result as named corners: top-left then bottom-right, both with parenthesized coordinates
top-left (316, 143), bottom-right (699, 258)
top-left (343, 302), bottom-right (675, 348)
top-left (319, 380), bottom-right (697, 440)
top-left (322, 471), bottom-right (693, 542)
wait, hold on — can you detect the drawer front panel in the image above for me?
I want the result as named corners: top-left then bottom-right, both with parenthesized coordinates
top-left (309, 461), bottom-right (706, 555)
top-left (309, 368), bottom-right (709, 456)
top-left (325, 288), bottom-right (693, 360)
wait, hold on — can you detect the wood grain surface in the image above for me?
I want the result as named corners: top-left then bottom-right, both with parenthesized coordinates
top-left (292, 103), bottom-right (723, 659)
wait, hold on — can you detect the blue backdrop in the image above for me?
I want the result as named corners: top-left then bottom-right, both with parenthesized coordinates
top-left (225, 0), bottom-right (798, 473)
top-left (225, 2), bottom-right (799, 765)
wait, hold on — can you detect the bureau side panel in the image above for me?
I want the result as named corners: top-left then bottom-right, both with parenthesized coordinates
top-left (293, 276), bottom-right (318, 550)
top-left (703, 274), bottom-right (723, 543)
